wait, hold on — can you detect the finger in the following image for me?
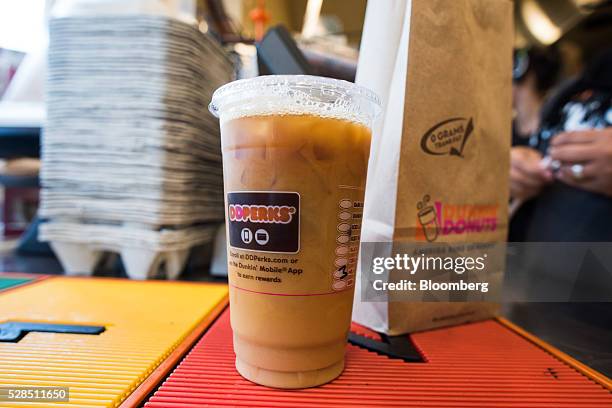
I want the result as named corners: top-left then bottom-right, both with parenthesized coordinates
top-left (510, 172), bottom-right (543, 194)
top-left (551, 131), bottom-right (598, 146)
top-left (557, 171), bottom-right (599, 193)
top-left (549, 144), bottom-right (597, 163)
top-left (511, 167), bottom-right (544, 188)
top-left (510, 181), bottom-right (540, 200)
top-left (512, 159), bottom-right (553, 182)
top-left (557, 163), bottom-right (596, 182)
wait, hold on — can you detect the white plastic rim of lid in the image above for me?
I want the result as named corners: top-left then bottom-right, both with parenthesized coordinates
top-left (209, 75), bottom-right (381, 128)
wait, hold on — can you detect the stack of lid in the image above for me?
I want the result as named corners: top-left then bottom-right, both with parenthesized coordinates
top-left (39, 15), bottom-right (233, 279)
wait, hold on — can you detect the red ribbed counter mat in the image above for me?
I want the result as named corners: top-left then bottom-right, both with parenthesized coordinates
top-left (144, 310), bottom-right (611, 407)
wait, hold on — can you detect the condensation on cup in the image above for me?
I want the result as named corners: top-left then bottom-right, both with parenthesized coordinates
top-left (209, 75), bottom-right (380, 389)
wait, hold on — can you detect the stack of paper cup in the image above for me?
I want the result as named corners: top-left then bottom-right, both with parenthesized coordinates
top-left (39, 15), bottom-right (233, 279)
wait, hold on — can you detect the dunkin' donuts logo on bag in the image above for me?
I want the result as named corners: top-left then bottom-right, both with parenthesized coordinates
top-left (416, 195), bottom-right (498, 242)
top-left (227, 192), bottom-right (300, 253)
top-left (421, 117), bottom-right (474, 157)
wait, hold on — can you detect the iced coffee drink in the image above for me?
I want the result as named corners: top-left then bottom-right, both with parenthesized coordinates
top-left (209, 75), bottom-right (379, 388)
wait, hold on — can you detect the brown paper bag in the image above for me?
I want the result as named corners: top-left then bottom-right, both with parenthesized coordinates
top-left (354, 0), bottom-right (512, 334)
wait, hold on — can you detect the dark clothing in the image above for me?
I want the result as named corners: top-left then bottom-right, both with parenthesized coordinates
top-left (509, 182), bottom-right (612, 242)
top-left (528, 88), bottom-right (611, 155)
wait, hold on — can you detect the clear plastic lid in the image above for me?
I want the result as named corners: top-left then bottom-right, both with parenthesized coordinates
top-left (209, 75), bottom-right (381, 127)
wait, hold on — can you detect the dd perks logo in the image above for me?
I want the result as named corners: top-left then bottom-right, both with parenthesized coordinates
top-left (421, 117), bottom-right (474, 157)
top-left (227, 192), bottom-right (300, 253)
top-left (229, 204), bottom-right (296, 224)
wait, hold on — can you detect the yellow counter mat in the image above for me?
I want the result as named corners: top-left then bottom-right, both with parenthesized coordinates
top-left (0, 277), bottom-right (228, 407)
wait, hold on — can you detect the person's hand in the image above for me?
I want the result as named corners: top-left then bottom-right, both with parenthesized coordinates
top-left (510, 146), bottom-right (553, 201)
top-left (549, 128), bottom-right (612, 197)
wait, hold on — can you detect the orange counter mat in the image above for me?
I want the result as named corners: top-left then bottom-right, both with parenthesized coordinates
top-left (145, 309), bottom-right (611, 408)
top-left (0, 276), bottom-right (228, 407)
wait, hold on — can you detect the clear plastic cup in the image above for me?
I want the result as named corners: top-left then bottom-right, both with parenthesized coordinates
top-left (210, 75), bottom-right (380, 388)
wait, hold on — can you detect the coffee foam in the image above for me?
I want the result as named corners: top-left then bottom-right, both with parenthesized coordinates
top-left (209, 75), bottom-right (380, 127)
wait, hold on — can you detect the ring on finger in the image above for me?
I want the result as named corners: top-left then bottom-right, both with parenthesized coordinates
top-left (570, 164), bottom-right (585, 180)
